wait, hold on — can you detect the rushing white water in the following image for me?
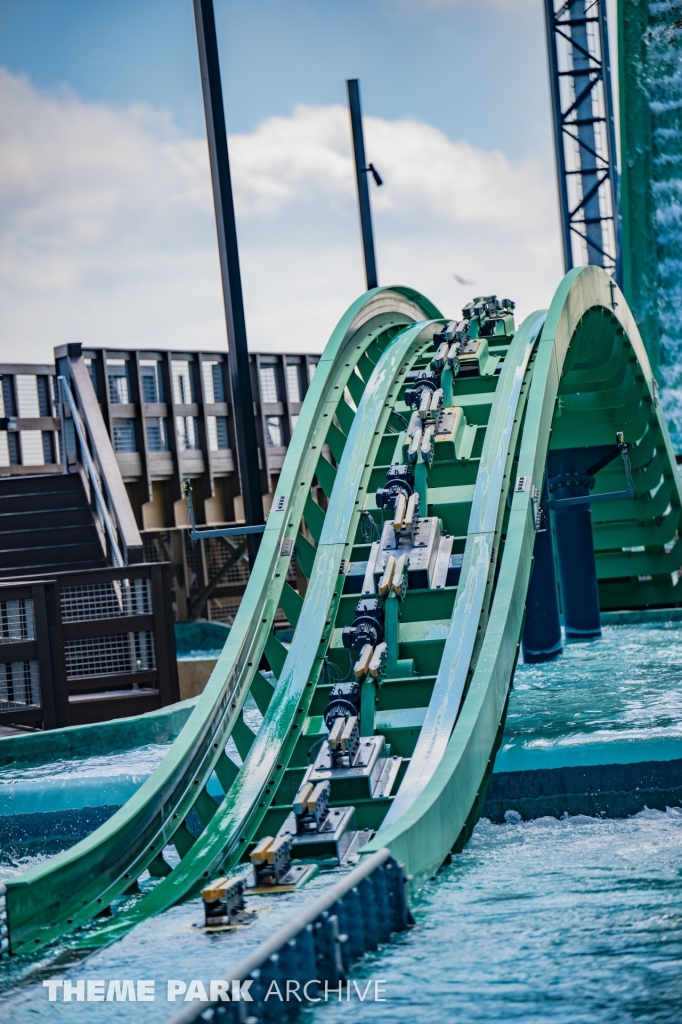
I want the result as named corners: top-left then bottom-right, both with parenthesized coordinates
top-left (311, 809), bottom-right (682, 1024)
top-left (1, 620), bottom-right (680, 1020)
top-left (648, 2), bottom-right (682, 448)
top-left (2, 812), bottom-right (680, 1023)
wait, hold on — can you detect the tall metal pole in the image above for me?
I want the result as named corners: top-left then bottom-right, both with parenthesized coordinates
top-left (347, 79), bottom-right (378, 291)
top-left (193, 0), bottom-right (264, 555)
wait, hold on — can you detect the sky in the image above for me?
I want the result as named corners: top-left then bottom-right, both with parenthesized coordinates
top-left (0, 0), bottom-right (568, 361)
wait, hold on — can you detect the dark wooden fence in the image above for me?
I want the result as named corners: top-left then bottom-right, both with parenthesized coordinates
top-left (0, 563), bottom-right (178, 729)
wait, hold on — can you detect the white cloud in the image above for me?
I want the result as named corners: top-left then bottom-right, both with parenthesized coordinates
top-left (0, 68), bottom-right (562, 363)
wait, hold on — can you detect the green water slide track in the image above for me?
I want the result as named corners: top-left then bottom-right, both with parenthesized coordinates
top-left (5, 266), bottom-right (682, 957)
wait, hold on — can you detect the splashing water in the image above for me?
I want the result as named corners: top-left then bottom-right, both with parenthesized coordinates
top-left (310, 810), bottom-right (682, 1024)
top-left (648, 1), bottom-right (682, 449)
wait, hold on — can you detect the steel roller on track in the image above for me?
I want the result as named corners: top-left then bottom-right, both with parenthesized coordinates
top-left (4, 266), bottom-right (681, 964)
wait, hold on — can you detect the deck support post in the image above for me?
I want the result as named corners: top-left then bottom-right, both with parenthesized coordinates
top-left (414, 461), bottom-right (429, 513)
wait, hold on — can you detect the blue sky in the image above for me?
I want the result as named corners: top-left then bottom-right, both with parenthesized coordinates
top-left (0, 0), bottom-right (566, 360)
top-left (0, 0), bottom-right (550, 154)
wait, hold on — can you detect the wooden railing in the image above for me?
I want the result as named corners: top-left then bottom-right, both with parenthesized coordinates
top-left (59, 343), bottom-right (144, 565)
top-left (0, 348), bottom-right (143, 566)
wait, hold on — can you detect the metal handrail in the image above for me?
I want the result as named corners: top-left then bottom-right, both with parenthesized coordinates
top-left (183, 477), bottom-right (266, 540)
top-left (549, 437), bottom-right (635, 508)
top-left (57, 375), bottom-right (124, 567)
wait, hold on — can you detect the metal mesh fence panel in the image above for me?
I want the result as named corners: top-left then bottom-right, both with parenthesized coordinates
top-left (0, 661), bottom-right (40, 710)
top-left (207, 600), bottom-right (240, 626)
top-left (64, 632), bottom-right (156, 679)
top-left (60, 579), bottom-right (151, 622)
top-left (0, 599), bottom-right (34, 643)
top-left (143, 536), bottom-right (161, 562)
top-left (203, 536), bottom-right (250, 585)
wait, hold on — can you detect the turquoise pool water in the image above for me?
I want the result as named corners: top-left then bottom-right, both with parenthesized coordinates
top-left (0, 744), bottom-right (172, 818)
top-left (498, 621), bottom-right (682, 771)
top-left (0, 699), bottom-right (263, 820)
top-left (1, 621), bottom-right (681, 1021)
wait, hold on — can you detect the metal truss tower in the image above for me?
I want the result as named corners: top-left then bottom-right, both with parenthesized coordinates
top-left (544, 0), bottom-right (620, 281)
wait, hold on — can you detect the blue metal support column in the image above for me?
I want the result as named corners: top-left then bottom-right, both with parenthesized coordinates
top-left (522, 477), bottom-right (562, 663)
top-left (347, 79), bottom-right (381, 291)
top-left (544, 0), bottom-right (620, 281)
top-left (548, 452), bottom-right (602, 640)
top-left (552, 502), bottom-right (601, 639)
top-left (193, 0), bottom-right (265, 560)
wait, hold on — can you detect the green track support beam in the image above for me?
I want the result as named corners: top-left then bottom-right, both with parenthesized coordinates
top-left (264, 632), bottom-right (288, 678)
top-left (278, 581), bottom-right (303, 628)
top-left (214, 752), bottom-right (239, 794)
top-left (231, 713), bottom-right (256, 761)
top-left (346, 368), bottom-right (365, 407)
top-left (250, 672), bottom-right (276, 715)
top-left (414, 460), bottom-right (429, 512)
top-left (294, 533), bottom-right (316, 579)
top-left (172, 823), bottom-right (197, 859)
top-left (7, 270), bottom-right (680, 961)
top-left (315, 455), bottom-right (337, 498)
top-left (441, 364), bottom-right (454, 406)
top-left (303, 494), bottom-right (325, 543)
top-left (335, 397), bottom-right (355, 436)
top-left (360, 676), bottom-right (377, 736)
top-left (325, 422), bottom-right (347, 463)
top-left (385, 592), bottom-right (400, 676)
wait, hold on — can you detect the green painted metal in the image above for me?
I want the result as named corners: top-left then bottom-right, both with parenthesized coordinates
top-left (6, 266), bottom-right (682, 959)
top-left (378, 311), bottom-right (544, 835)
top-left (80, 319), bottom-right (438, 947)
top-left (364, 265), bottom-right (682, 881)
top-left (3, 286), bottom-right (439, 955)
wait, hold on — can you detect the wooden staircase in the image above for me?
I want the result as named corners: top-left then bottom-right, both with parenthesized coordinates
top-left (0, 473), bottom-right (106, 578)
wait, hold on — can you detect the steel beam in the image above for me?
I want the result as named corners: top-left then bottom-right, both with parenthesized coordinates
top-left (347, 79), bottom-right (378, 290)
top-left (193, 0), bottom-right (265, 554)
top-left (544, 0), bottom-right (619, 278)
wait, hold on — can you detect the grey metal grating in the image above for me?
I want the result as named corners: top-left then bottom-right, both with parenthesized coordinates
top-left (207, 600), bottom-right (240, 626)
top-left (204, 536), bottom-right (250, 586)
top-left (0, 661), bottom-right (40, 709)
top-left (60, 579), bottom-right (151, 622)
top-left (0, 599), bottom-right (34, 644)
top-left (142, 536), bottom-right (161, 563)
top-left (64, 632), bottom-right (156, 679)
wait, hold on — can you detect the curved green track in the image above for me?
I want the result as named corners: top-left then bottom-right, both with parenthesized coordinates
top-left (5, 266), bottom-right (682, 956)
